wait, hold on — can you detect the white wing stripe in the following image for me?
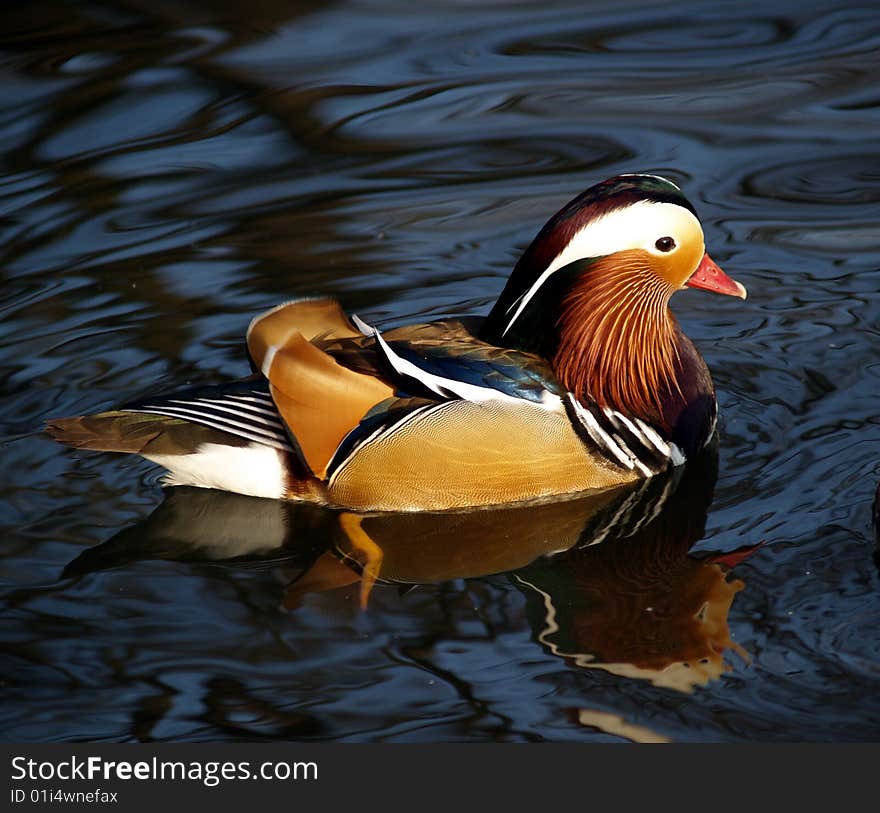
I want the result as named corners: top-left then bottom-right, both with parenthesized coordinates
top-left (165, 398), bottom-right (284, 427)
top-left (351, 314), bottom-right (553, 407)
top-left (225, 394), bottom-right (276, 406)
top-left (129, 405), bottom-right (292, 451)
top-left (604, 407), bottom-right (676, 467)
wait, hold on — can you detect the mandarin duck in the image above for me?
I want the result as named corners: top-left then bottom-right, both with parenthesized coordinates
top-left (47, 174), bottom-right (746, 511)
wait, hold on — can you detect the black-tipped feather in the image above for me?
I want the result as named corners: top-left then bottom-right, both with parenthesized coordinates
top-left (122, 378), bottom-right (294, 452)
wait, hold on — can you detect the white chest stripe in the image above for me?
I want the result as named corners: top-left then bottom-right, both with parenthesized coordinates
top-left (633, 416), bottom-right (672, 457)
top-left (602, 407), bottom-right (683, 467)
top-left (565, 394), bottom-right (684, 475)
top-left (566, 395), bottom-right (638, 471)
top-left (609, 431), bottom-right (654, 478)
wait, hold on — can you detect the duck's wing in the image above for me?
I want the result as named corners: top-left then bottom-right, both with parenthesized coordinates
top-left (246, 296), bottom-right (364, 350)
top-left (333, 315), bottom-right (566, 405)
top-left (246, 299), bottom-right (394, 477)
top-left (247, 301), bottom-right (564, 406)
top-left (245, 300), bottom-right (571, 477)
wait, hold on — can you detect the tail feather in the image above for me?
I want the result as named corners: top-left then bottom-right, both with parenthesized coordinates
top-left (45, 411), bottom-right (248, 456)
top-left (46, 411), bottom-right (166, 453)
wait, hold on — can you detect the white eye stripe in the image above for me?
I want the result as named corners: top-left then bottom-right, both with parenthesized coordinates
top-left (618, 173), bottom-right (681, 191)
top-left (503, 201), bottom-right (702, 335)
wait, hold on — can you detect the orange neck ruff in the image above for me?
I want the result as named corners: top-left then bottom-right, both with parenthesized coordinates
top-left (552, 252), bottom-right (683, 422)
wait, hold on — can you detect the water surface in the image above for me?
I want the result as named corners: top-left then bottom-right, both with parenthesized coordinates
top-left (2, 0), bottom-right (880, 742)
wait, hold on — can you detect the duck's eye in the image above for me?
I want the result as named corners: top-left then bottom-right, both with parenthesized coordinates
top-left (655, 236), bottom-right (676, 252)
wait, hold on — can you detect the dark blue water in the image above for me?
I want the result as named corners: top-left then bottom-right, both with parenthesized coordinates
top-left (2, 0), bottom-right (879, 742)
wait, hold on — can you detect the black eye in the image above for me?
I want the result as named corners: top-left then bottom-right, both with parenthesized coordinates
top-left (655, 236), bottom-right (676, 252)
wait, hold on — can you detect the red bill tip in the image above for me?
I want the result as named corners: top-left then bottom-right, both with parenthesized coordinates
top-left (685, 253), bottom-right (747, 299)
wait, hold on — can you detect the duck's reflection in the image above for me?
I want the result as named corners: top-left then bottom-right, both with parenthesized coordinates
top-left (62, 491), bottom-right (329, 577)
top-left (513, 450), bottom-right (753, 691)
top-left (64, 445), bottom-right (756, 692)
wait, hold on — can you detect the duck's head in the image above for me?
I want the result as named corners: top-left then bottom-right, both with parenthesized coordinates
top-left (481, 174), bottom-right (746, 428)
top-left (483, 174), bottom-right (745, 345)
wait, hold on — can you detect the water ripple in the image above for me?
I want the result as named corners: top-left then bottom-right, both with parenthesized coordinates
top-left (1, 0), bottom-right (880, 743)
